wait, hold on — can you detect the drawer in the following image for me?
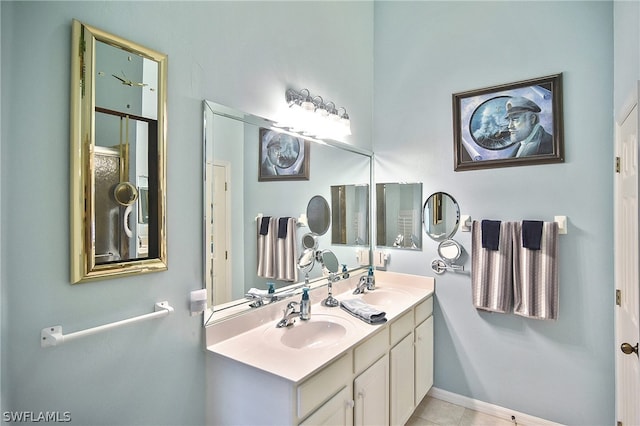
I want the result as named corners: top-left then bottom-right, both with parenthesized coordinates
top-left (415, 296), bottom-right (433, 325)
top-left (354, 327), bottom-right (389, 375)
top-left (390, 310), bottom-right (413, 346)
top-left (297, 351), bottom-right (353, 419)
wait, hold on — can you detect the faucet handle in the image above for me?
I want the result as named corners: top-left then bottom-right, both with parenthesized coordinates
top-left (285, 301), bottom-right (299, 313)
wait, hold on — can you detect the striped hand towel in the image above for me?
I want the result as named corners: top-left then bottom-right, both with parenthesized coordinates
top-left (512, 222), bottom-right (559, 320)
top-left (471, 220), bottom-right (514, 313)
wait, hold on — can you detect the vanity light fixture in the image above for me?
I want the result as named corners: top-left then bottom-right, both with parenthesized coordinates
top-left (281, 88), bottom-right (351, 139)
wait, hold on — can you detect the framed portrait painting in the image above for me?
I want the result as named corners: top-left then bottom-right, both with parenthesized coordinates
top-left (258, 128), bottom-right (310, 181)
top-left (452, 73), bottom-right (564, 171)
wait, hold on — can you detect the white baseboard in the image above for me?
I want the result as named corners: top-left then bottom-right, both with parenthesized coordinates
top-left (428, 387), bottom-right (564, 426)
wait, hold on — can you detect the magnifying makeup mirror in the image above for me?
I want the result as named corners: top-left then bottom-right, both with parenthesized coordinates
top-left (301, 232), bottom-right (319, 250)
top-left (317, 249), bottom-right (340, 307)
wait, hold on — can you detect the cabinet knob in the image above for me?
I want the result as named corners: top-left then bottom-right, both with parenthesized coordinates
top-left (621, 342), bottom-right (639, 356)
top-left (346, 400), bottom-right (355, 409)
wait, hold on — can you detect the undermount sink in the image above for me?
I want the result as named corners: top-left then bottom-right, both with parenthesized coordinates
top-left (263, 314), bottom-right (352, 350)
top-left (358, 288), bottom-right (412, 306)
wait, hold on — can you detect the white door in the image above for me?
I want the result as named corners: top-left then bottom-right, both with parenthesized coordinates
top-left (213, 162), bottom-right (231, 305)
top-left (615, 85), bottom-right (640, 426)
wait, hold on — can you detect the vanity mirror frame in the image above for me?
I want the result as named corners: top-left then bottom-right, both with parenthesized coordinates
top-left (203, 100), bottom-right (373, 324)
top-left (70, 20), bottom-right (168, 283)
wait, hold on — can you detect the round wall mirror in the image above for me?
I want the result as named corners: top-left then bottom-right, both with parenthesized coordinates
top-left (307, 195), bottom-right (331, 235)
top-left (438, 239), bottom-right (462, 262)
top-left (423, 192), bottom-right (460, 242)
top-left (318, 249), bottom-right (340, 273)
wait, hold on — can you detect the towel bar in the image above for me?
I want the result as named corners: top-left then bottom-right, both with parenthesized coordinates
top-left (41, 301), bottom-right (174, 348)
top-left (459, 215), bottom-right (568, 234)
top-left (255, 213), bottom-right (308, 227)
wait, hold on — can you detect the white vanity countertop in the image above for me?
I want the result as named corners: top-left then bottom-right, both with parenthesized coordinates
top-left (206, 271), bottom-right (435, 384)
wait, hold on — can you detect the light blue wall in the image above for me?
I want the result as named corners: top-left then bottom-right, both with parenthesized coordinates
top-left (374, 2), bottom-right (613, 425)
top-left (0, 2), bottom-right (373, 424)
top-left (1, 1), bottom-right (631, 425)
top-left (614, 0), bottom-right (639, 115)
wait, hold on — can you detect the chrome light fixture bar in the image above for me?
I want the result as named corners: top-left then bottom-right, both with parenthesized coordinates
top-left (282, 88), bottom-right (351, 139)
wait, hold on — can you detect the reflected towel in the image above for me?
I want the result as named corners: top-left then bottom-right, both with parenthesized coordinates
top-left (259, 216), bottom-right (271, 236)
top-left (340, 299), bottom-right (387, 324)
top-left (522, 220), bottom-right (544, 250)
top-left (481, 220), bottom-right (502, 250)
top-left (471, 220), bottom-right (513, 313)
top-left (278, 217), bottom-right (290, 239)
top-left (245, 288), bottom-right (268, 298)
top-left (512, 222), bottom-right (559, 320)
top-left (275, 217), bottom-right (298, 282)
top-left (257, 217), bottom-right (277, 279)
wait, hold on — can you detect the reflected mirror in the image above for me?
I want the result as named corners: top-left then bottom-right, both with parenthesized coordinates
top-left (301, 233), bottom-right (319, 250)
top-left (307, 195), bottom-right (331, 235)
top-left (203, 101), bottom-right (372, 323)
top-left (376, 183), bottom-right (423, 250)
top-left (423, 192), bottom-right (460, 242)
top-left (331, 184), bottom-right (370, 246)
top-left (70, 20), bottom-right (167, 283)
top-left (319, 250), bottom-right (340, 273)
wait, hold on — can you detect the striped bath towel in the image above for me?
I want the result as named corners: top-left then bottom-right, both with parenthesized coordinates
top-left (471, 220), bottom-right (514, 313)
top-left (512, 221), bottom-right (559, 320)
top-left (275, 217), bottom-right (298, 282)
top-left (257, 216), bottom-right (277, 279)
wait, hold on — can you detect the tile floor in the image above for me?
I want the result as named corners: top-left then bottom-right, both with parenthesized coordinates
top-left (406, 396), bottom-right (515, 426)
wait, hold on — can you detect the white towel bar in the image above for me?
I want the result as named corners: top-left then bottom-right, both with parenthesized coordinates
top-left (255, 213), bottom-right (308, 227)
top-left (459, 215), bottom-right (568, 234)
top-left (41, 301), bottom-right (174, 348)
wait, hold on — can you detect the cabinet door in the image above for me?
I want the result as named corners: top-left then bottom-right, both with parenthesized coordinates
top-left (390, 332), bottom-right (415, 426)
top-left (300, 386), bottom-right (353, 426)
top-left (415, 316), bottom-right (434, 405)
top-left (354, 354), bottom-right (389, 426)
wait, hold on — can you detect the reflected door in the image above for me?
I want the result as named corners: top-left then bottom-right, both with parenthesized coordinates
top-left (213, 162), bottom-right (231, 305)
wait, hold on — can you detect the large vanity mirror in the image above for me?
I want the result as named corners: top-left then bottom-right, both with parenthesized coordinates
top-left (203, 101), bottom-right (372, 324)
top-left (70, 20), bottom-right (168, 283)
top-left (376, 183), bottom-right (423, 250)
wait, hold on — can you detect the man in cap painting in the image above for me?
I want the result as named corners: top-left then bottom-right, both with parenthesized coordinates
top-left (504, 96), bottom-right (553, 157)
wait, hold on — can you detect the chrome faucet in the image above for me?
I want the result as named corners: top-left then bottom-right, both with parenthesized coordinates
top-left (353, 275), bottom-right (369, 295)
top-left (276, 301), bottom-right (300, 328)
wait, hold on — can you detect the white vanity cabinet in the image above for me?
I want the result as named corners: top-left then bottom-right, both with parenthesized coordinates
top-left (415, 315), bottom-right (434, 405)
top-left (390, 311), bottom-right (416, 426)
top-left (297, 352), bottom-right (354, 424)
top-left (353, 328), bottom-right (390, 426)
top-left (205, 272), bottom-right (435, 426)
top-left (300, 386), bottom-right (353, 426)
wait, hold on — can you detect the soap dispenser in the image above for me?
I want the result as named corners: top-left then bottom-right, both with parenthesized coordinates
top-left (342, 264), bottom-right (350, 279)
top-left (366, 266), bottom-right (376, 290)
top-left (300, 287), bottom-right (311, 320)
top-left (267, 282), bottom-right (276, 302)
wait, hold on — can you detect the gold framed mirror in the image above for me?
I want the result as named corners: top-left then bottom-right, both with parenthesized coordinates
top-left (70, 20), bottom-right (168, 283)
